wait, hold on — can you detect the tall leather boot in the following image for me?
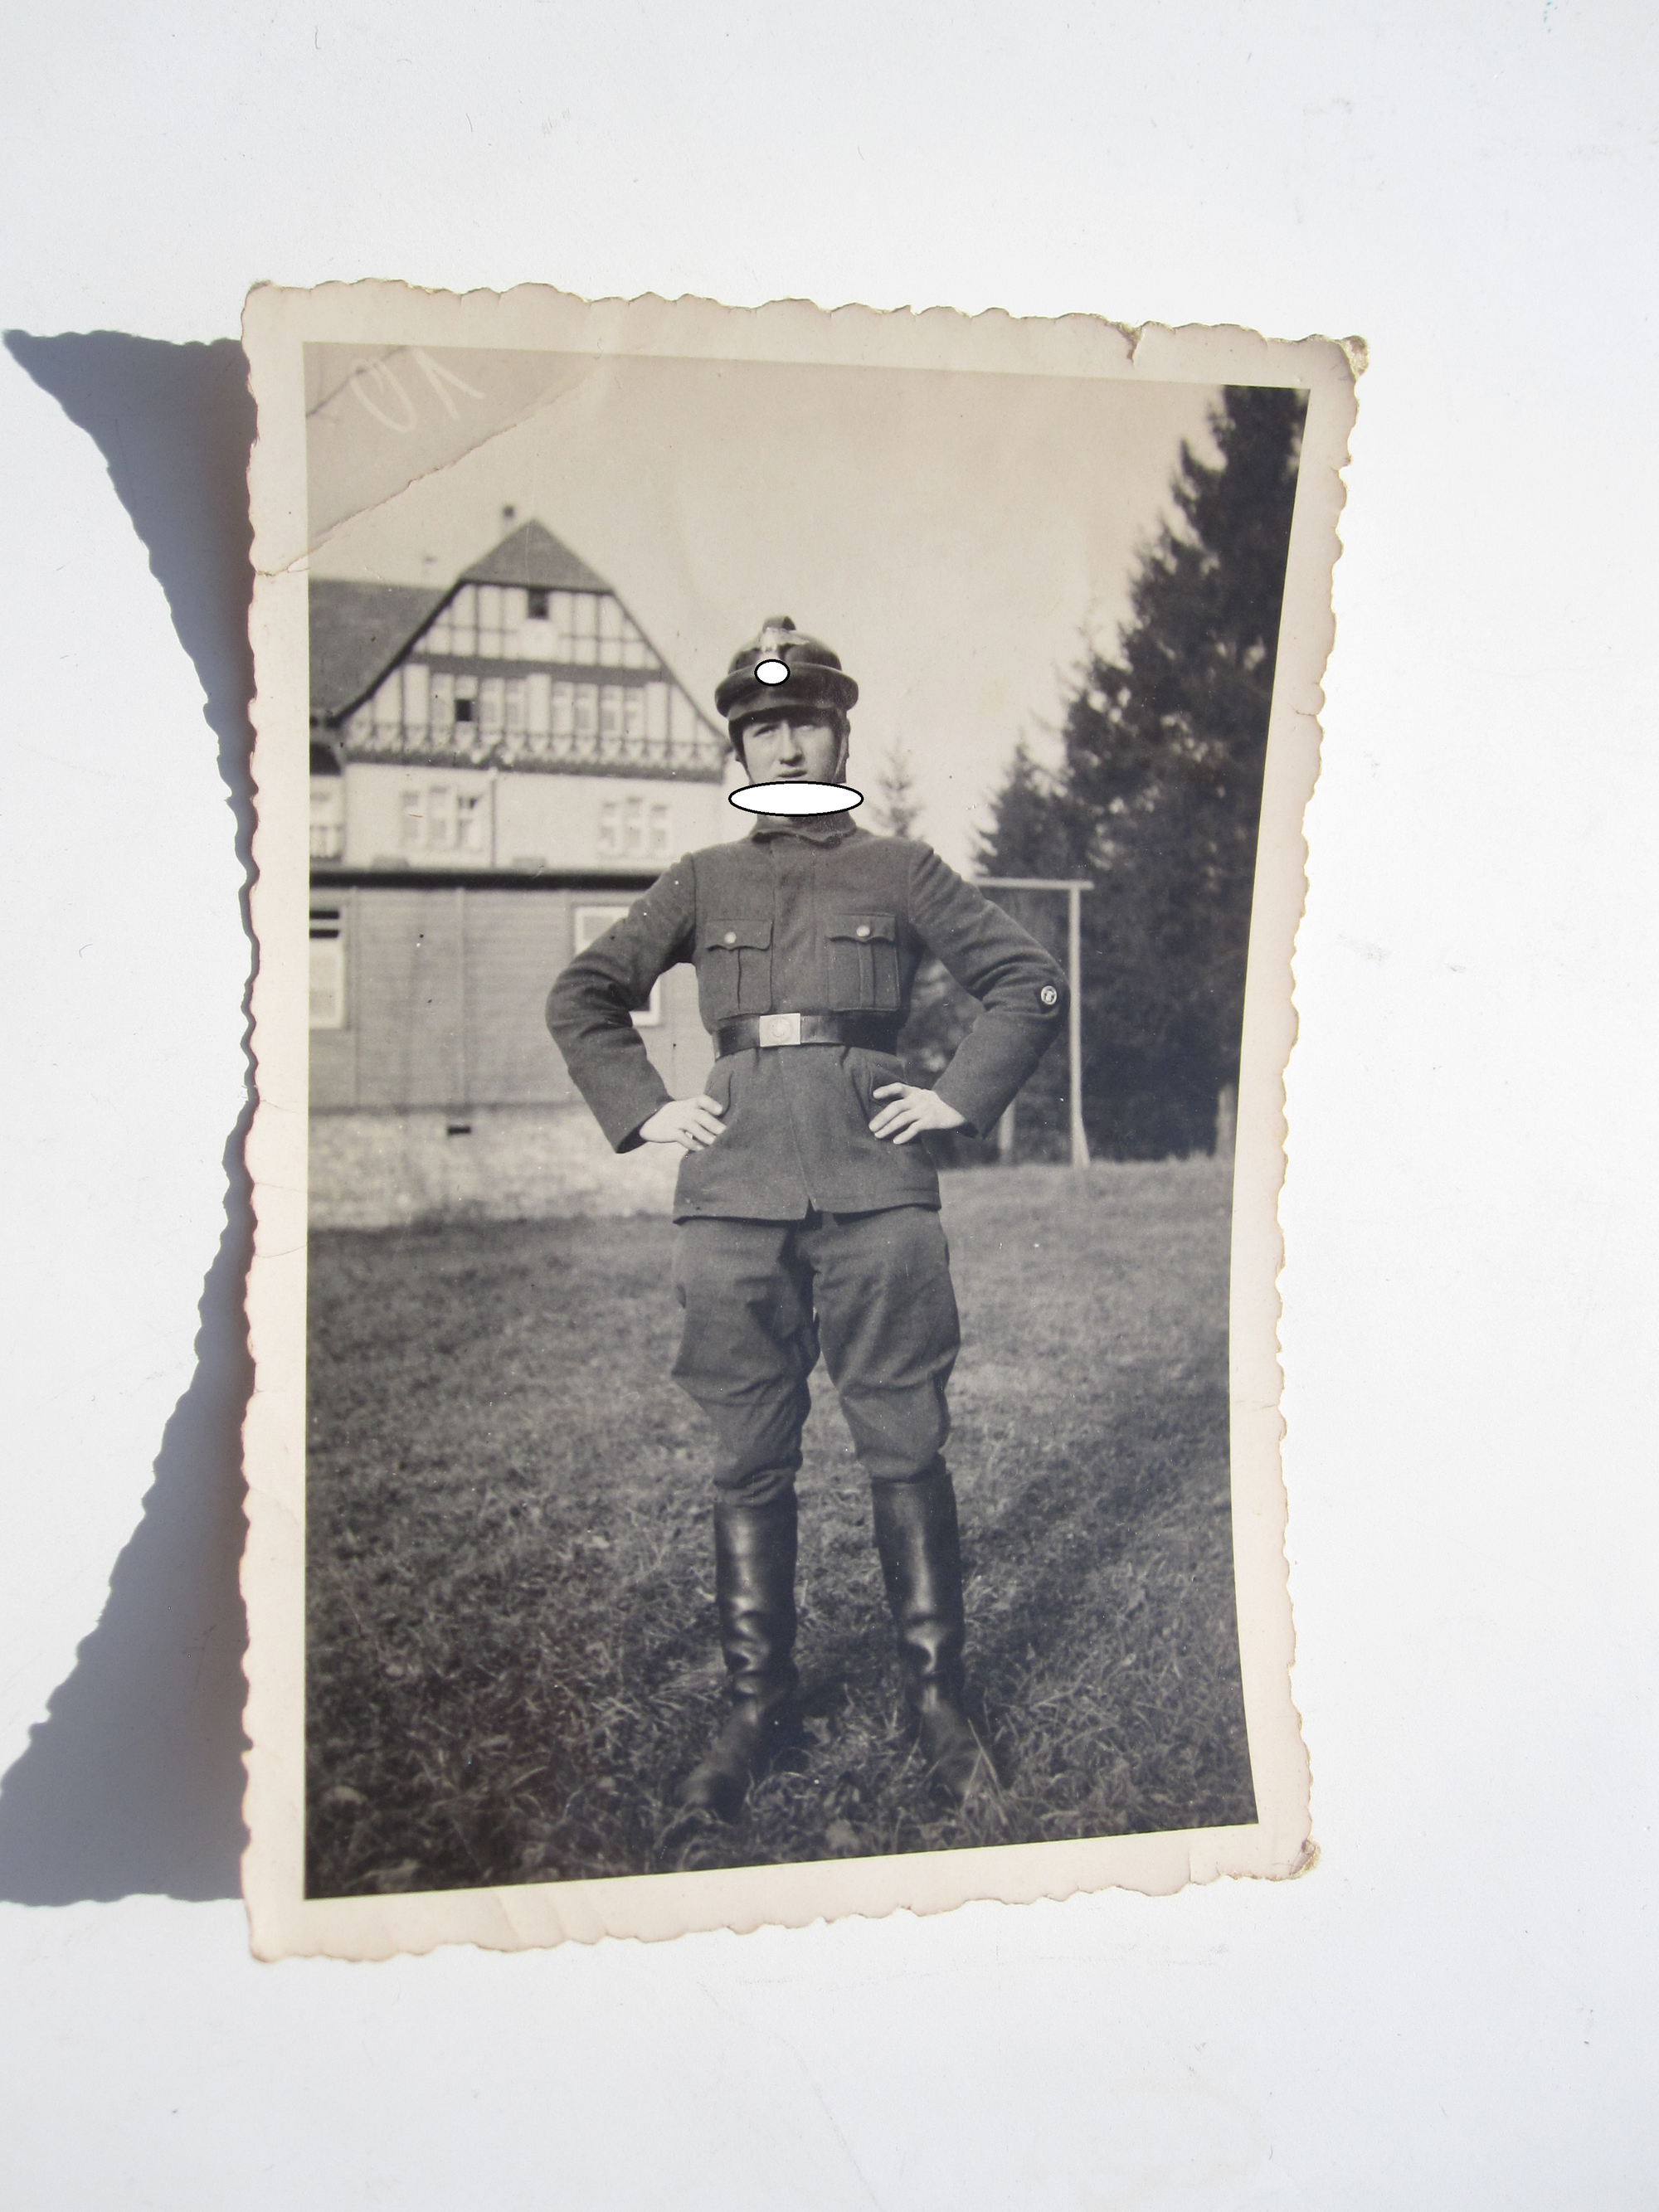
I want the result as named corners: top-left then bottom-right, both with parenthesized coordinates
top-left (871, 1466), bottom-right (987, 1805)
top-left (678, 1493), bottom-right (800, 1823)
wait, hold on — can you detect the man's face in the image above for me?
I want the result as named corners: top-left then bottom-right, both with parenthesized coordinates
top-left (737, 712), bottom-right (846, 786)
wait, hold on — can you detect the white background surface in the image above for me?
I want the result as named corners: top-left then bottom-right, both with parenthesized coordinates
top-left (2, 2), bottom-right (1656, 2204)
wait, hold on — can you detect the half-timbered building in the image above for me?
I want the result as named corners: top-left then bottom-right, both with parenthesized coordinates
top-left (307, 513), bottom-right (737, 1223)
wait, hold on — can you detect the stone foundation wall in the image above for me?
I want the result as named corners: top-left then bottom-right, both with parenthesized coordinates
top-left (309, 1106), bottom-right (681, 1228)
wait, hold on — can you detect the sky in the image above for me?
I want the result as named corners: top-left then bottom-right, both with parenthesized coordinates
top-left (308, 345), bottom-right (1221, 872)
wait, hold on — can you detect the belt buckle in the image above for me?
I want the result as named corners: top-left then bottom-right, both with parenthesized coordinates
top-left (759, 1012), bottom-right (802, 1048)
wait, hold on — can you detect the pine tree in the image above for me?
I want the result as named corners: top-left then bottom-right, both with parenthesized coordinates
top-left (868, 739), bottom-right (922, 839)
top-left (980, 385), bottom-right (1306, 1157)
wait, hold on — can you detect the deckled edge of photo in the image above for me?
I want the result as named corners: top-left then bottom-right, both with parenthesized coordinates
top-left (239, 280), bottom-right (1359, 1962)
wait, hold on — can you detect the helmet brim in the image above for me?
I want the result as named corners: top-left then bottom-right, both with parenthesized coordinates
top-left (717, 664), bottom-right (859, 724)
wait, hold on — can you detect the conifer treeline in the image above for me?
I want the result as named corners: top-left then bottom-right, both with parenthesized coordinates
top-left (895, 385), bottom-right (1308, 1162)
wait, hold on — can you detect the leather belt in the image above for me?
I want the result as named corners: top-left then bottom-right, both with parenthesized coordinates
top-left (716, 1011), bottom-right (902, 1056)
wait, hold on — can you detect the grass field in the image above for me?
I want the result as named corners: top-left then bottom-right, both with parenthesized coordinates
top-left (304, 1160), bottom-right (1256, 1896)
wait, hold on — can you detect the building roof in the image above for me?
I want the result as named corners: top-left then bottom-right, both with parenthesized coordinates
top-left (310, 520), bottom-right (615, 722)
top-left (309, 579), bottom-right (449, 722)
top-left (463, 519), bottom-right (610, 594)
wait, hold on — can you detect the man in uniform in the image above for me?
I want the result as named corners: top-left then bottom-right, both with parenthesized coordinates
top-left (547, 620), bottom-right (1068, 1821)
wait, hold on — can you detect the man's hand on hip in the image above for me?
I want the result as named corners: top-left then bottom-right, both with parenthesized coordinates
top-left (868, 1084), bottom-right (967, 1145)
top-left (640, 1095), bottom-right (727, 1151)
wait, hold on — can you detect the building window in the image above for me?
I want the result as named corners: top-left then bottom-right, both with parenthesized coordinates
top-left (574, 905), bottom-right (661, 1026)
top-left (310, 756), bottom-right (344, 861)
top-left (573, 684), bottom-right (599, 742)
top-left (426, 786), bottom-right (457, 851)
top-left (477, 583), bottom-right (504, 658)
top-left (527, 589), bottom-right (550, 620)
top-left (372, 671), bottom-right (401, 739)
top-left (600, 685), bottom-right (625, 741)
top-left (310, 907), bottom-right (346, 1028)
top-left (501, 678), bottom-right (528, 761)
top-left (599, 795), bottom-right (669, 861)
top-left (399, 783), bottom-right (488, 855)
top-left (524, 671), bottom-right (550, 741)
top-left (455, 695), bottom-right (475, 723)
top-left (401, 662), bottom-right (430, 740)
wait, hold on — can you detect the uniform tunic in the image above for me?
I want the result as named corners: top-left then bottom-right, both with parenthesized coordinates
top-left (547, 813), bottom-right (1069, 1500)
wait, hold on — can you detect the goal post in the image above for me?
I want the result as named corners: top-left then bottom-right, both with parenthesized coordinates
top-left (975, 878), bottom-right (1093, 1169)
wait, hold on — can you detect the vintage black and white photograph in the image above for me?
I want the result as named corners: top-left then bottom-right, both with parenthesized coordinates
top-left (242, 288), bottom-right (1350, 1956)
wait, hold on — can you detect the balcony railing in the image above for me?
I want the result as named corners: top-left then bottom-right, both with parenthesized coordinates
top-left (340, 722), bottom-right (727, 776)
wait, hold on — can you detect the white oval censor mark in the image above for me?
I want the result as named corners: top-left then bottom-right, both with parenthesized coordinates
top-left (729, 780), bottom-right (865, 817)
top-left (754, 658), bottom-right (790, 685)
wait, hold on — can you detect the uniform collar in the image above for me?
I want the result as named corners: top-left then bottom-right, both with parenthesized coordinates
top-left (748, 810), bottom-right (862, 846)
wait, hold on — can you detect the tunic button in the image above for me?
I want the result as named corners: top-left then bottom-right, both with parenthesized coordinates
top-left (722, 930), bottom-right (737, 946)
top-left (1039, 984), bottom-right (1058, 1006)
top-left (855, 922), bottom-right (871, 940)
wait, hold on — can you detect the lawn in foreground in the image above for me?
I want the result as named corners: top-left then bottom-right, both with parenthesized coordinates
top-left (304, 1159), bottom-right (1255, 1895)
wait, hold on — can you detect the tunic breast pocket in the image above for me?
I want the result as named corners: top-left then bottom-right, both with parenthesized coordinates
top-left (825, 912), bottom-right (899, 1010)
top-left (698, 916), bottom-right (773, 1018)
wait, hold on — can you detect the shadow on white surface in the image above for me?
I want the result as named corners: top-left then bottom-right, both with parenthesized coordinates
top-left (0, 332), bottom-right (255, 1902)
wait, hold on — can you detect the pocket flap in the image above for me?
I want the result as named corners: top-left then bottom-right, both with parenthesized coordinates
top-left (825, 912), bottom-right (896, 943)
top-left (703, 916), bottom-right (772, 950)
